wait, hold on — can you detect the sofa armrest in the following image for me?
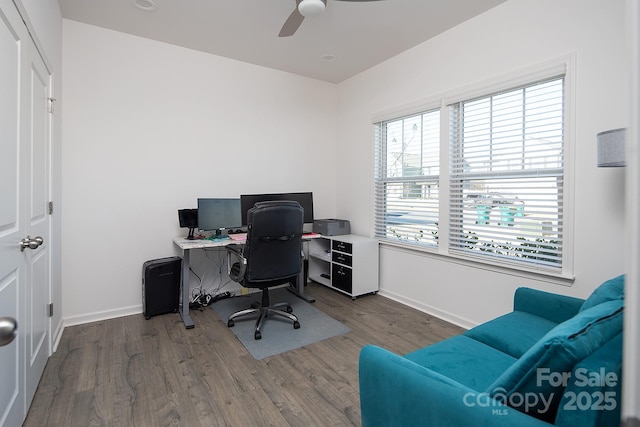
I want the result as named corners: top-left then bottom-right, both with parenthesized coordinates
top-left (359, 345), bottom-right (551, 427)
top-left (513, 287), bottom-right (584, 324)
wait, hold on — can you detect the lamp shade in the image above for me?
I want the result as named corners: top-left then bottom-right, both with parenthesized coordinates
top-left (597, 128), bottom-right (626, 167)
top-left (298, 0), bottom-right (325, 17)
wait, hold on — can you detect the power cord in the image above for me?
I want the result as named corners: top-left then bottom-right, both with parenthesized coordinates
top-left (188, 250), bottom-right (235, 310)
top-left (189, 288), bottom-right (213, 310)
top-left (190, 288), bottom-right (235, 310)
top-left (212, 291), bottom-right (234, 302)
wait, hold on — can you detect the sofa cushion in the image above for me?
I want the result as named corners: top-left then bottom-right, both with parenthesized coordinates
top-left (554, 333), bottom-right (623, 427)
top-left (580, 275), bottom-right (625, 312)
top-left (486, 299), bottom-right (624, 423)
top-left (404, 335), bottom-right (516, 391)
top-left (465, 311), bottom-right (558, 358)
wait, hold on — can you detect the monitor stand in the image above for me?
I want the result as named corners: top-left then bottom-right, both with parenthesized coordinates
top-left (186, 227), bottom-right (196, 240)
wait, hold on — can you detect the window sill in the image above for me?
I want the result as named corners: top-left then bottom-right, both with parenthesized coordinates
top-left (378, 239), bottom-right (575, 287)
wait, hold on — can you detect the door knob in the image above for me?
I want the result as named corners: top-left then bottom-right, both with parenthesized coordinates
top-left (0, 317), bottom-right (17, 347)
top-left (20, 236), bottom-right (44, 252)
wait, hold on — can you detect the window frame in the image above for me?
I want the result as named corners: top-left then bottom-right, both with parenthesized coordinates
top-left (372, 56), bottom-right (575, 280)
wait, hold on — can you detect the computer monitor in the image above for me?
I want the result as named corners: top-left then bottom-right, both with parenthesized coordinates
top-left (178, 208), bottom-right (198, 239)
top-left (197, 198), bottom-right (242, 235)
top-left (240, 192), bottom-right (313, 226)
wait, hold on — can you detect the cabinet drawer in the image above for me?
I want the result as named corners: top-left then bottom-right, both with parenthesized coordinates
top-left (332, 264), bottom-right (352, 293)
top-left (332, 240), bottom-right (353, 254)
top-left (332, 252), bottom-right (352, 266)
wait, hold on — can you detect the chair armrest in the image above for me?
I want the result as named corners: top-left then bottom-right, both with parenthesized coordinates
top-left (359, 345), bottom-right (551, 427)
top-left (513, 287), bottom-right (584, 324)
top-left (226, 245), bottom-right (246, 282)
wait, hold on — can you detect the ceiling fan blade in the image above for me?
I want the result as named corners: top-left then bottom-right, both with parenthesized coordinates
top-left (279, 7), bottom-right (305, 37)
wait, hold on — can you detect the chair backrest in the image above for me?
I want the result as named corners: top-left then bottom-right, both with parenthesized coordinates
top-left (243, 201), bottom-right (304, 285)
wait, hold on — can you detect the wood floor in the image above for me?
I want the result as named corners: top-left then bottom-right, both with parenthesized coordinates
top-left (24, 283), bottom-right (464, 427)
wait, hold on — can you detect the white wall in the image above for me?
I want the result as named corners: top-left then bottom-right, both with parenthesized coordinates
top-left (336, 0), bottom-right (628, 327)
top-left (61, 20), bottom-right (339, 323)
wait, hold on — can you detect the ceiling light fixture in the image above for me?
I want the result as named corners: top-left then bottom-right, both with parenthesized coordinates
top-left (298, 0), bottom-right (325, 18)
top-left (321, 54), bottom-right (336, 62)
top-left (132, 0), bottom-right (158, 11)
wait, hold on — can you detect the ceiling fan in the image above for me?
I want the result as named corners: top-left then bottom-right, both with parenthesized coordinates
top-left (279, 0), bottom-right (385, 37)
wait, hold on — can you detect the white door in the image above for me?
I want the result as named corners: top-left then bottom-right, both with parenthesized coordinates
top-left (0, 2), bottom-right (29, 424)
top-left (0, 0), bottom-right (51, 425)
top-left (24, 25), bottom-right (51, 409)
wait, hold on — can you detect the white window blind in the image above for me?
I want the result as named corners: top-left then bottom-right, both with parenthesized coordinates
top-left (449, 77), bottom-right (565, 269)
top-left (374, 110), bottom-right (440, 246)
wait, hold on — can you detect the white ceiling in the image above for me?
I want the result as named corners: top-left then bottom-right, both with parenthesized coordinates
top-left (57, 0), bottom-right (508, 83)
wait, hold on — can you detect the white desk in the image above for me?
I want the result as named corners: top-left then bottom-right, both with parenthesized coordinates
top-left (173, 234), bottom-right (319, 329)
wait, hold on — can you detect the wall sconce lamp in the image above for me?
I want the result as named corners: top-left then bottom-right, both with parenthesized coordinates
top-left (597, 128), bottom-right (626, 167)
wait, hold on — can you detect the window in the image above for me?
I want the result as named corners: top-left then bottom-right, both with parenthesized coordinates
top-left (374, 70), bottom-right (569, 275)
top-left (374, 110), bottom-right (440, 246)
top-left (449, 78), bottom-right (565, 269)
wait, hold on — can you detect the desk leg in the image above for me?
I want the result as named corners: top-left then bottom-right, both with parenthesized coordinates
top-left (180, 248), bottom-right (195, 329)
top-left (287, 249), bottom-right (315, 303)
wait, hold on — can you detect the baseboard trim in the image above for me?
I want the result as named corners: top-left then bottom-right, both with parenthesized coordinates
top-left (377, 289), bottom-right (477, 330)
top-left (63, 304), bottom-right (142, 327)
top-left (51, 318), bottom-right (64, 353)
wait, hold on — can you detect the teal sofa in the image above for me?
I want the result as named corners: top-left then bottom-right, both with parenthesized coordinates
top-left (359, 276), bottom-right (625, 426)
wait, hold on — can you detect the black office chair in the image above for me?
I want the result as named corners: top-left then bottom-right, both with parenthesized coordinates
top-left (226, 201), bottom-right (304, 340)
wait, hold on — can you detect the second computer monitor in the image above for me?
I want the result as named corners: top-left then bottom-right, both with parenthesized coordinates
top-left (197, 198), bottom-right (242, 234)
top-left (240, 192), bottom-right (313, 226)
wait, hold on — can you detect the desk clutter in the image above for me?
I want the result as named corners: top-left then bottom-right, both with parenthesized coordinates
top-left (228, 233), bottom-right (247, 242)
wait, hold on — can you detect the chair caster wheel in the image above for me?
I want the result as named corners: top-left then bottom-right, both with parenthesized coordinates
top-left (227, 320), bottom-right (234, 327)
top-left (293, 321), bottom-right (300, 329)
top-left (254, 331), bottom-right (262, 340)
top-left (286, 305), bottom-right (293, 313)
